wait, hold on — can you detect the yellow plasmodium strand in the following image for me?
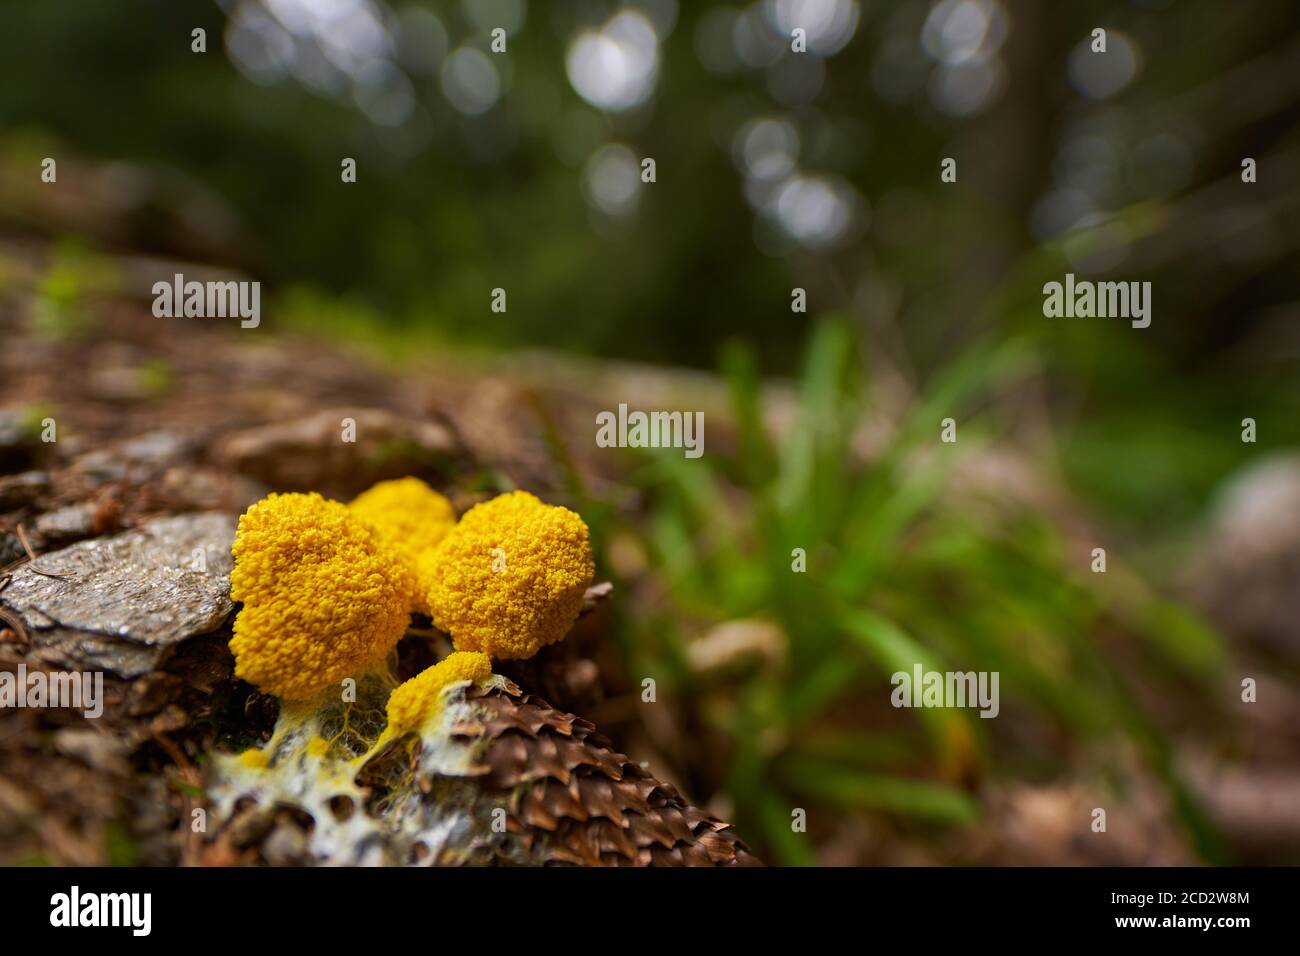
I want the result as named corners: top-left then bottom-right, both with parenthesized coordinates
top-left (239, 748), bottom-right (269, 769)
top-left (425, 491), bottom-right (594, 660)
top-left (349, 478), bottom-right (456, 613)
top-left (377, 651), bottom-right (492, 748)
top-left (229, 492), bottom-right (415, 701)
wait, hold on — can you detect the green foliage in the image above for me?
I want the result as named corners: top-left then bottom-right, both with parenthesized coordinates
top-left (601, 317), bottom-right (1229, 864)
top-left (104, 821), bottom-right (138, 867)
top-left (30, 239), bottom-right (119, 343)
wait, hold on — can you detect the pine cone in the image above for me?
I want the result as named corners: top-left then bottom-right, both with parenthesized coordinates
top-left (453, 682), bottom-right (759, 866)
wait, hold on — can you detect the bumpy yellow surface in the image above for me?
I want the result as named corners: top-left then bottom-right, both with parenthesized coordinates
top-left (383, 651), bottom-right (492, 740)
top-left (426, 491), bottom-right (594, 659)
top-left (349, 478), bottom-right (456, 612)
top-left (229, 492), bottom-right (415, 701)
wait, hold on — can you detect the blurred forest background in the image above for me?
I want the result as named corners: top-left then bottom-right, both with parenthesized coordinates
top-left (2, 0), bottom-right (1300, 865)
top-left (3, 0), bottom-right (1298, 520)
